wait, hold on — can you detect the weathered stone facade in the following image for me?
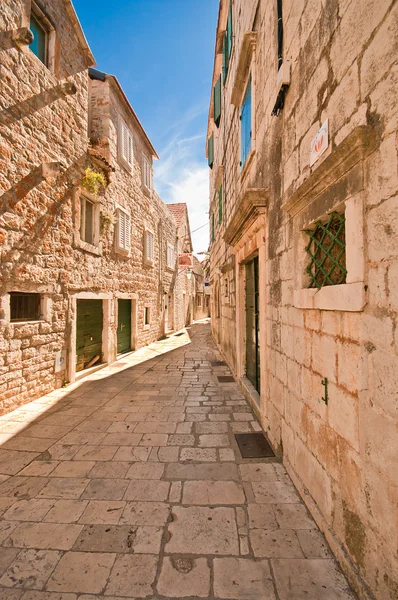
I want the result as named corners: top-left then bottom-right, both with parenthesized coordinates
top-left (207, 1), bottom-right (398, 599)
top-left (0, 1), bottom-right (195, 414)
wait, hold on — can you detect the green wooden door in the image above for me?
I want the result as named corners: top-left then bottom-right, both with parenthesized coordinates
top-left (76, 299), bottom-right (103, 372)
top-left (245, 257), bottom-right (260, 393)
top-left (117, 299), bottom-right (131, 354)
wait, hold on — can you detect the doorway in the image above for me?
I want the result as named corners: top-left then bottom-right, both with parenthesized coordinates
top-left (76, 299), bottom-right (103, 372)
top-left (165, 293), bottom-right (174, 332)
top-left (117, 299), bottom-right (132, 354)
top-left (245, 256), bottom-right (260, 393)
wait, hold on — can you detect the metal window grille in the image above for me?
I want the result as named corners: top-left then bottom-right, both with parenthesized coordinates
top-left (10, 292), bottom-right (41, 322)
top-left (305, 212), bottom-right (347, 289)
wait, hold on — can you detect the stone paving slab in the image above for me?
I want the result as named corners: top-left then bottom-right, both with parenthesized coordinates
top-left (0, 324), bottom-right (356, 599)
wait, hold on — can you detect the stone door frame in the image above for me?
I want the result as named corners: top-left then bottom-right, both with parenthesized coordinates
top-left (68, 292), bottom-right (112, 383)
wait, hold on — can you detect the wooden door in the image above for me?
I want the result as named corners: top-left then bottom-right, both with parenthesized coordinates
top-left (245, 257), bottom-right (260, 392)
top-left (76, 299), bottom-right (103, 372)
top-left (117, 299), bottom-right (131, 354)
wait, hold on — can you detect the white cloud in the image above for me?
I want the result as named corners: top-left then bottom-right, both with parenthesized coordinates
top-left (154, 104), bottom-right (210, 256)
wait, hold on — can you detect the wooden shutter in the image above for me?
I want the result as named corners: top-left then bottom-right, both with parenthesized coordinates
top-left (227, 3), bottom-right (233, 57)
top-left (208, 133), bottom-right (214, 169)
top-left (145, 230), bottom-right (154, 262)
top-left (214, 76), bottom-right (222, 127)
top-left (222, 33), bottom-right (229, 83)
top-left (240, 75), bottom-right (252, 166)
top-left (121, 121), bottom-right (133, 167)
top-left (117, 209), bottom-right (130, 251)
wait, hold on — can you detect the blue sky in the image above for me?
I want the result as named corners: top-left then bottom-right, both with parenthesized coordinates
top-left (73, 0), bottom-right (218, 253)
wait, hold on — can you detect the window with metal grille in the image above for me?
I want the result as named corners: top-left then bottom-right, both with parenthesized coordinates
top-left (305, 212), bottom-right (347, 289)
top-left (10, 292), bottom-right (41, 322)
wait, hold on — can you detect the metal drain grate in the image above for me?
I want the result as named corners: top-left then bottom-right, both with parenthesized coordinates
top-left (211, 361), bottom-right (227, 367)
top-left (235, 433), bottom-right (275, 458)
top-left (217, 375), bottom-right (235, 383)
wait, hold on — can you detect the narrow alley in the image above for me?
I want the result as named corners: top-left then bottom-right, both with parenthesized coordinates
top-left (0, 322), bottom-right (355, 599)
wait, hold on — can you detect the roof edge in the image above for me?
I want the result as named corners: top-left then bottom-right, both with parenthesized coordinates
top-left (108, 74), bottom-right (159, 160)
top-left (63, 0), bottom-right (96, 66)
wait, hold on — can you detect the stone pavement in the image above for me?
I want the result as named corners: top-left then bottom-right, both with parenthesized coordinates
top-left (0, 322), bottom-right (356, 599)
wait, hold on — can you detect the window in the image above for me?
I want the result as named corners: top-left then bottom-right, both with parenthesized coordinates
top-left (143, 156), bottom-right (152, 190)
top-left (116, 208), bottom-right (131, 254)
top-left (10, 292), bottom-right (41, 322)
top-left (144, 229), bottom-right (155, 264)
top-left (30, 12), bottom-right (47, 64)
top-left (167, 243), bottom-right (175, 269)
top-left (214, 76), bottom-right (222, 127)
top-left (119, 119), bottom-right (133, 169)
top-left (218, 184), bottom-right (223, 225)
top-left (144, 306), bottom-right (150, 326)
top-left (80, 196), bottom-right (96, 245)
top-left (305, 212), bottom-right (346, 289)
top-left (225, 278), bottom-right (229, 297)
top-left (222, 3), bottom-right (233, 83)
top-left (240, 75), bottom-right (252, 167)
top-left (211, 213), bottom-right (215, 243)
top-left (208, 133), bottom-right (214, 169)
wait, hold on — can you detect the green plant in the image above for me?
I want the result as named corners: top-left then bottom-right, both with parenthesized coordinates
top-left (80, 167), bottom-right (107, 196)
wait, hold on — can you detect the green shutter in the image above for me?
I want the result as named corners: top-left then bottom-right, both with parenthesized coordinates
top-left (211, 213), bottom-right (215, 242)
top-left (222, 33), bottom-right (229, 83)
top-left (218, 185), bottom-right (223, 225)
top-left (213, 76), bottom-right (222, 127)
top-left (208, 133), bottom-right (214, 169)
top-left (227, 3), bottom-right (233, 57)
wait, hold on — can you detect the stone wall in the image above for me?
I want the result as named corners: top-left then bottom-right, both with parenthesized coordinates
top-left (0, 0), bottom-right (93, 412)
top-left (0, 1), bottom-right (194, 415)
top-left (207, 1), bottom-right (398, 598)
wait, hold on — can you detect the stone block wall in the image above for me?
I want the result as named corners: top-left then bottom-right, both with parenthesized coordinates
top-left (0, 1), bottom-right (195, 415)
top-left (0, 0), bottom-right (93, 412)
top-left (207, 1), bottom-right (398, 598)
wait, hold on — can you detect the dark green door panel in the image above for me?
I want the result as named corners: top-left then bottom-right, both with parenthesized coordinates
top-left (245, 257), bottom-right (260, 393)
top-left (117, 299), bottom-right (131, 354)
top-left (76, 299), bottom-right (103, 372)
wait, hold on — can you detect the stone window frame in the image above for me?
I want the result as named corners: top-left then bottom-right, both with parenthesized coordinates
top-left (282, 126), bottom-right (377, 313)
top-left (0, 287), bottom-right (52, 326)
top-left (28, 1), bottom-right (57, 75)
top-left (115, 205), bottom-right (131, 257)
top-left (231, 32), bottom-right (257, 181)
top-left (74, 189), bottom-right (102, 256)
top-left (293, 197), bottom-right (365, 312)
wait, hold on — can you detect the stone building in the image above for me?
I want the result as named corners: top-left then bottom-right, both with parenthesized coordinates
top-left (206, 1), bottom-right (398, 598)
top-left (0, 0), bottom-right (193, 414)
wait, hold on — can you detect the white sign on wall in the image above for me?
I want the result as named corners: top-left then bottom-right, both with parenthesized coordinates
top-left (55, 349), bottom-right (66, 373)
top-left (310, 119), bottom-right (329, 167)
